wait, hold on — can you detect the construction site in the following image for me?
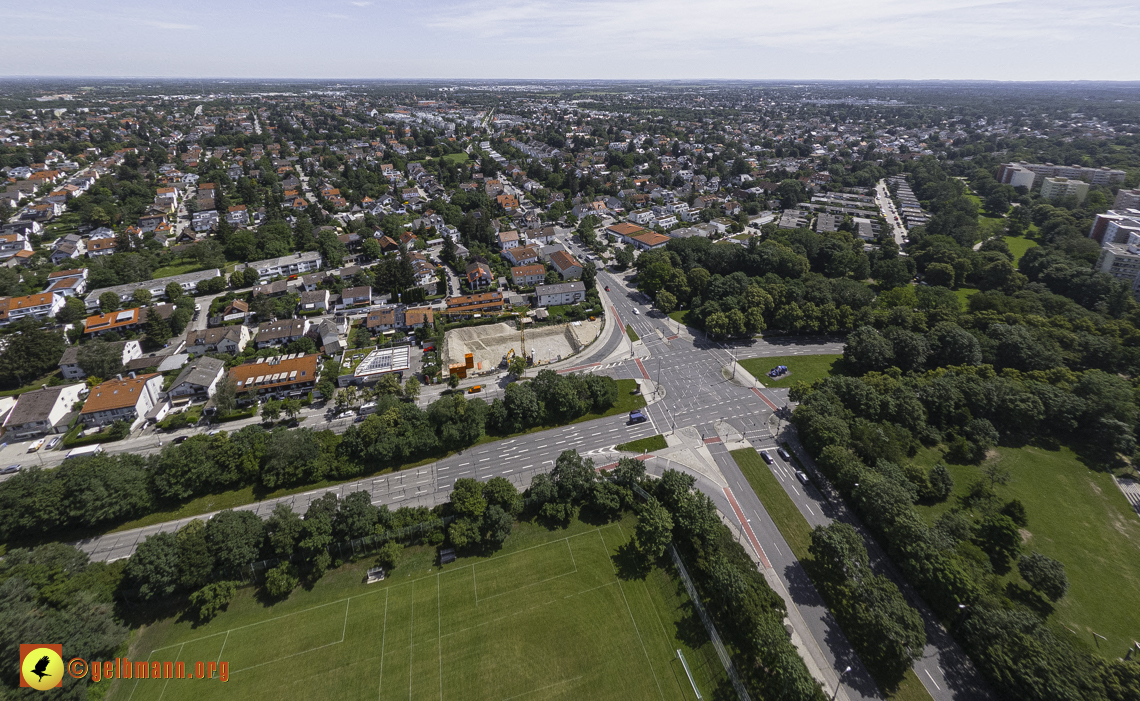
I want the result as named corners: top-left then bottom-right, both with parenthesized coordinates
top-left (442, 320), bottom-right (602, 378)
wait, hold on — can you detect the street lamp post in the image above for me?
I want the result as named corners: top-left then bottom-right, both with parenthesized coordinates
top-left (831, 666), bottom-right (852, 701)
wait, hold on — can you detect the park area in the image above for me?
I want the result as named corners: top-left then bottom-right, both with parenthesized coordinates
top-left (739, 353), bottom-right (845, 389)
top-left (109, 517), bottom-right (724, 701)
top-left (912, 444), bottom-right (1140, 660)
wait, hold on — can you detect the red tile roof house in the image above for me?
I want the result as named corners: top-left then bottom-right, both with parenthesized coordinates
top-left (549, 250), bottom-right (584, 280)
top-left (79, 373), bottom-right (164, 430)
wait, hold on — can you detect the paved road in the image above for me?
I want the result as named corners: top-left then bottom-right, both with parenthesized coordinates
top-left (875, 179), bottom-right (907, 246)
top-left (59, 245), bottom-right (987, 701)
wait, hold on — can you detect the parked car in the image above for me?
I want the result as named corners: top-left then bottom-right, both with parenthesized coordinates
top-left (27, 438), bottom-right (44, 453)
top-left (173, 435), bottom-right (189, 444)
top-left (777, 447), bottom-right (791, 461)
top-left (760, 451), bottom-right (774, 465)
top-left (2, 464), bottom-right (22, 474)
top-left (338, 411), bottom-right (355, 419)
top-left (46, 436), bottom-right (61, 450)
top-left (796, 471), bottom-right (811, 486)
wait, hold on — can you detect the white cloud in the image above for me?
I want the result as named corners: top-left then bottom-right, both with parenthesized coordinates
top-left (350, 1), bottom-right (373, 6)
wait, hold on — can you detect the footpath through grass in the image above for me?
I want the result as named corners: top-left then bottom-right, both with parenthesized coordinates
top-left (731, 448), bottom-right (935, 701)
top-left (109, 515), bottom-right (727, 701)
top-left (912, 444), bottom-right (1140, 659)
top-left (738, 353), bottom-right (845, 388)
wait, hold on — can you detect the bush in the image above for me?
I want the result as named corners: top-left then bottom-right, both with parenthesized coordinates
top-left (189, 580), bottom-right (237, 622)
top-left (264, 563), bottom-right (298, 600)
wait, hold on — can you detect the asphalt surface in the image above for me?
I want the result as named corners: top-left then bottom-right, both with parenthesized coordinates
top-left (60, 236), bottom-right (989, 701)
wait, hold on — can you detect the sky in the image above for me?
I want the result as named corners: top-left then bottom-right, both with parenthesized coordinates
top-left (3, 0), bottom-right (1138, 81)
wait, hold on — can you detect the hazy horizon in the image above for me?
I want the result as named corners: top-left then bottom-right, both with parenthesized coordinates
top-left (5, 0), bottom-right (1137, 82)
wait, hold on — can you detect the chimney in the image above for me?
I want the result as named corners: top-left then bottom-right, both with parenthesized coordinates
top-left (128, 371), bottom-right (136, 379)
top-left (115, 374), bottom-right (123, 381)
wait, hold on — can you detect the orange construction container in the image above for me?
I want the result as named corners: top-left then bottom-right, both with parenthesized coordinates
top-left (449, 363), bottom-right (468, 380)
top-left (464, 353), bottom-right (474, 369)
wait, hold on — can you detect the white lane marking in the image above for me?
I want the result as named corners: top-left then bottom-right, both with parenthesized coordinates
top-left (458, 462), bottom-right (470, 467)
top-left (478, 458), bottom-right (490, 462)
top-left (924, 669), bottom-right (941, 690)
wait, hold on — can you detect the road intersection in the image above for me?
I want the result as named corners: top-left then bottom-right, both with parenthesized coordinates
top-left (63, 243), bottom-right (986, 701)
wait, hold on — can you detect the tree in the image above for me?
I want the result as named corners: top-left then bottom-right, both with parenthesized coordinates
top-left (175, 519), bottom-right (214, 591)
top-left (205, 509), bottom-right (265, 572)
top-left (132, 288), bottom-right (152, 306)
top-left (214, 375), bottom-right (238, 417)
top-left (928, 463), bottom-right (954, 502)
top-left (264, 563), bottom-right (298, 600)
top-left (141, 305), bottom-right (172, 347)
top-left (0, 322), bottom-right (66, 388)
top-left (483, 476), bottom-right (522, 515)
top-left (635, 497), bottom-right (673, 559)
top-left (98, 291), bottom-right (120, 313)
top-left (55, 297), bottom-right (87, 325)
top-left (844, 325), bottom-right (894, 373)
top-left (1018, 551), bottom-right (1068, 602)
top-left (189, 581), bottom-right (236, 622)
top-left (375, 373), bottom-right (401, 396)
top-left (334, 491), bottom-right (378, 541)
top-left (447, 373), bottom-right (460, 389)
top-left (924, 262), bottom-right (956, 288)
top-left (482, 504), bottom-right (513, 547)
top-left (403, 376), bottom-right (421, 402)
top-left (77, 341), bottom-right (125, 379)
top-left (450, 478), bottom-right (487, 520)
top-left (375, 541), bottom-right (402, 571)
top-left (982, 460), bottom-right (1011, 489)
top-left (612, 456), bottom-right (646, 485)
top-left (124, 532), bottom-right (180, 600)
top-left (261, 399), bottom-right (282, 422)
top-left (776, 179), bottom-right (807, 209)
top-left (266, 504), bottom-right (303, 559)
top-left (614, 244), bottom-right (634, 270)
top-left (874, 259), bottom-right (912, 289)
top-left (281, 398), bottom-right (302, 420)
top-left (656, 290), bottom-right (677, 314)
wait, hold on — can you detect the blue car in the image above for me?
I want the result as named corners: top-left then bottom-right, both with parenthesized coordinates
top-left (628, 410), bottom-right (647, 424)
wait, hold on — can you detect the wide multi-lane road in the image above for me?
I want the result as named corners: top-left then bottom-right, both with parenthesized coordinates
top-left (66, 240), bottom-right (987, 701)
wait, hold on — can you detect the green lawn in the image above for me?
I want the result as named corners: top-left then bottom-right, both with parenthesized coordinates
top-left (616, 434), bottom-right (667, 454)
top-left (738, 354), bottom-right (845, 388)
top-left (732, 448), bottom-right (935, 701)
top-left (954, 287), bottom-right (980, 309)
top-left (976, 214), bottom-right (1006, 239)
top-left (441, 152), bottom-right (470, 166)
top-left (153, 261), bottom-right (203, 278)
top-left (108, 516), bottom-right (725, 701)
top-left (1003, 236), bottom-right (1038, 265)
top-left (626, 324), bottom-right (640, 342)
top-left (912, 444), bottom-right (1140, 659)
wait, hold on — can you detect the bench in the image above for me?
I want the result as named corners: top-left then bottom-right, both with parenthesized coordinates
top-left (365, 567), bottom-right (386, 583)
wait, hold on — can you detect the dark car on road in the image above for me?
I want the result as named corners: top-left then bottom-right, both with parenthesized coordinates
top-left (628, 410), bottom-right (647, 424)
top-left (760, 451), bottom-right (774, 464)
top-left (777, 447), bottom-right (791, 461)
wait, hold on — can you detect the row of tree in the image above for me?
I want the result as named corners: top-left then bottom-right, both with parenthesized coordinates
top-left (0, 373), bottom-right (621, 542)
top-left (790, 368), bottom-right (1140, 700)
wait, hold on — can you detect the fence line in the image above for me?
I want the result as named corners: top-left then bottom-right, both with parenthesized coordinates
top-left (670, 544), bottom-right (753, 701)
top-left (629, 480), bottom-right (750, 701)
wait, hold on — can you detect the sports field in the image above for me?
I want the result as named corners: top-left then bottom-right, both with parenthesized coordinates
top-left (111, 518), bottom-right (723, 701)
